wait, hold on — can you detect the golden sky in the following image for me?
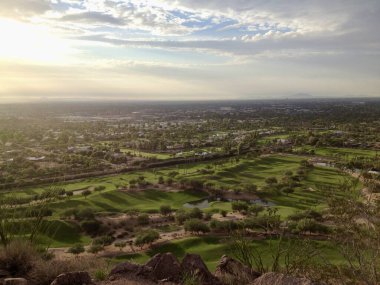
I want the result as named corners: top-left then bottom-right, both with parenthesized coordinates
top-left (0, 0), bottom-right (379, 102)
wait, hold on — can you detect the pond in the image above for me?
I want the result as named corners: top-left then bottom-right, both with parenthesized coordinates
top-left (183, 197), bottom-right (276, 209)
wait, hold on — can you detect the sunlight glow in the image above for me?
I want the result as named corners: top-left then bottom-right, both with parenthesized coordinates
top-left (0, 18), bottom-right (73, 63)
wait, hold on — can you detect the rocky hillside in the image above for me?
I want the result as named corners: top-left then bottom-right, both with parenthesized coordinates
top-left (0, 253), bottom-right (318, 285)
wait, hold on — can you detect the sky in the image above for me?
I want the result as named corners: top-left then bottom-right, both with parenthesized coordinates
top-left (0, 0), bottom-right (379, 102)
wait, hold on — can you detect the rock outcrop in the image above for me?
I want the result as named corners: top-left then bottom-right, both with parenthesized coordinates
top-left (149, 253), bottom-right (181, 283)
top-left (215, 255), bottom-right (260, 284)
top-left (252, 272), bottom-right (317, 285)
top-left (181, 254), bottom-right (222, 285)
top-left (50, 271), bottom-right (93, 285)
top-left (3, 278), bottom-right (28, 285)
top-left (108, 253), bottom-right (222, 285)
top-left (109, 253), bottom-right (181, 283)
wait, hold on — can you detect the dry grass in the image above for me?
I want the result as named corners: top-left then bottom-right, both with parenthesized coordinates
top-left (0, 240), bottom-right (38, 277)
top-left (28, 257), bottom-right (107, 285)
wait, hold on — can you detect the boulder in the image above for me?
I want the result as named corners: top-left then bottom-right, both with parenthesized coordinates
top-left (3, 278), bottom-right (28, 285)
top-left (252, 272), bottom-right (317, 285)
top-left (149, 253), bottom-right (181, 282)
top-left (181, 254), bottom-right (222, 285)
top-left (50, 271), bottom-right (92, 285)
top-left (109, 261), bottom-right (151, 280)
top-left (215, 255), bottom-right (260, 284)
top-left (110, 262), bottom-right (142, 276)
top-left (145, 253), bottom-right (162, 269)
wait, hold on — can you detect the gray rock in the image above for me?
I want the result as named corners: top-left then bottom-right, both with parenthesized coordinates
top-left (50, 271), bottom-right (92, 285)
top-left (252, 272), bottom-right (318, 285)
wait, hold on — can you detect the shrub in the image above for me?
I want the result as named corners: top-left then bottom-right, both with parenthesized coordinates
top-left (68, 244), bottom-right (85, 256)
top-left (281, 187), bottom-right (294, 196)
top-left (175, 208), bottom-right (204, 224)
top-left (94, 185), bottom-right (106, 191)
top-left (265, 177), bottom-right (278, 185)
top-left (0, 240), bottom-right (37, 277)
top-left (288, 210), bottom-right (323, 222)
top-left (158, 176), bottom-right (164, 184)
top-left (184, 219), bottom-right (210, 234)
top-left (137, 214), bottom-right (150, 225)
top-left (87, 244), bottom-right (104, 254)
top-left (75, 208), bottom-right (95, 221)
top-left (114, 241), bottom-right (127, 251)
top-left (94, 269), bottom-right (107, 281)
top-left (82, 190), bottom-right (92, 198)
top-left (93, 236), bottom-right (114, 246)
top-left (248, 204), bottom-right (265, 216)
top-left (135, 230), bottom-right (160, 247)
top-left (160, 205), bottom-right (172, 216)
top-left (232, 201), bottom-right (249, 212)
top-left (28, 257), bottom-right (106, 285)
top-left (189, 208), bottom-right (203, 219)
top-left (220, 210), bottom-right (227, 217)
top-left (244, 184), bottom-right (258, 193)
top-left (81, 220), bottom-right (101, 235)
top-left (210, 219), bottom-right (239, 233)
top-left (61, 208), bottom-right (78, 219)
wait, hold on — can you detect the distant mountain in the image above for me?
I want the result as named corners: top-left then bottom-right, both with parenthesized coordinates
top-left (290, 93), bottom-right (313, 98)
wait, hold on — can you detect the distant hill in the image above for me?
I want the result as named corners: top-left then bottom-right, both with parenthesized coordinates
top-left (290, 93), bottom-right (313, 99)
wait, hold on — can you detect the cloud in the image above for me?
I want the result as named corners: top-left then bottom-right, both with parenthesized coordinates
top-left (60, 11), bottom-right (125, 25)
top-left (0, 0), bottom-right (51, 18)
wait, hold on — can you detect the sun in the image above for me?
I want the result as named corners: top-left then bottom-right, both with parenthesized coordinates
top-left (0, 18), bottom-right (73, 64)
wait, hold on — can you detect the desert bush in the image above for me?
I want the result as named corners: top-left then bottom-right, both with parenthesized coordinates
top-left (87, 244), bottom-right (104, 255)
top-left (68, 244), bottom-right (85, 256)
top-left (75, 208), bottom-right (95, 221)
top-left (160, 205), bottom-right (172, 216)
top-left (94, 269), bottom-right (107, 281)
top-left (81, 220), bottom-right (101, 235)
top-left (0, 240), bottom-right (37, 277)
top-left (184, 219), bottom-right (210, 234)
top-left (231, 201), bottom-right (249, 212)
top-left (137, 214), bottom-right (150, 225)
top-left (28, 256), bottom-right (106, 285)
top-left (135, 230), bottom-right (159, 248)
top-left (93, 235), bottom-right (114, 246)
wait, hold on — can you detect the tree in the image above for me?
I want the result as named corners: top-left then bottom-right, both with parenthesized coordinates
top-left (249, 204), bottom-right (264, 216)
top-left (81, 220), bottom-right (101, 235)
top-left (135, 230), bottom-right (160, 248)
top-left (87, 244), bottom-right (104, 255)
top-left (282, 187), bottom-right (294, 196)
top-left (244, 184), bottom-right (258, 193)
top-left (265, 177), bottom-right (278, 185)
top-left (137, 214), bottom-right (149, 225)
top-left (232, 201), bottom-right (249, 212)
top-left (68, 244), bottom-right (85, 257)
top-left (82, 189), bottom-right (91, 199)
top-left (114, 241), bottom-right (127, 252)
top-left (160, 205), bottom-right (172, 216)
top-left (284, 170), bottom-right (293, 177)
top-left (184, 219), bottom-right (210, 234)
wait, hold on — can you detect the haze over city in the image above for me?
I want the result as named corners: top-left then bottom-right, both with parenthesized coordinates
top-left (0, 0), bottom-right (379, 102)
